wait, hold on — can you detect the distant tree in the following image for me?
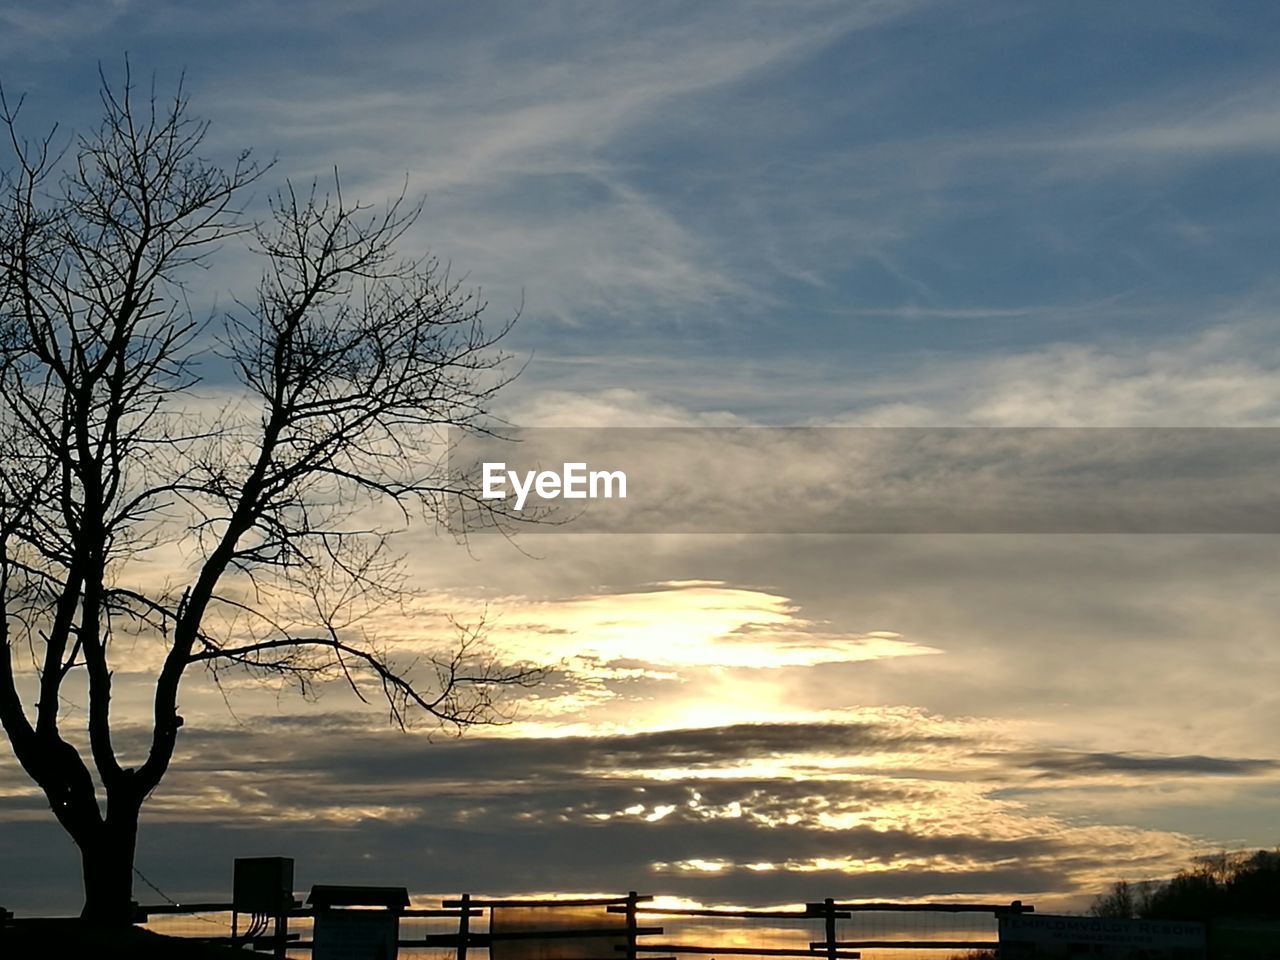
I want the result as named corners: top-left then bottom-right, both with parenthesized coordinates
top-left (1224, 849), bottom-right (1280, 917)
top-left (1143, 870), bottom-right (1222, 922)
top-left (1090, 849), bottom-right (1280, 923)
top-left (0, 66), bottom-right (542, 923)
top-left (1089, 880), bottom-right (1137, 919)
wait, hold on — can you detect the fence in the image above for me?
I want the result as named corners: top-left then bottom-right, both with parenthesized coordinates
top-left (120, 893), bottom-right (1033, 960)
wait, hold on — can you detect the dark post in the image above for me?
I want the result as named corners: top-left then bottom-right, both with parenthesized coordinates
top-left (626, 891), bottom-right (639, 960)
top-left (457, 893), bottom-right (471, 960)
top-left (274, 909), bottom-right (289, 960)
top-left (823, 898), bottom-right (837, 960)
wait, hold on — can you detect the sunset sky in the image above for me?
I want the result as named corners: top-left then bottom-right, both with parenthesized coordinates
top-left (3, 0), bottom-right (1280, 918)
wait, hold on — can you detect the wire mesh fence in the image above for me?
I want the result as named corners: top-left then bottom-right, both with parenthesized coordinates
top-left (126, 894), bottom-right (1024, 960)
top-left (830, 908), bottom-right (1000, 960)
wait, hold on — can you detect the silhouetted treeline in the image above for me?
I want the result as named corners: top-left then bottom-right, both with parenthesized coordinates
top-left (1090, 850), bottom-right (1280, 922)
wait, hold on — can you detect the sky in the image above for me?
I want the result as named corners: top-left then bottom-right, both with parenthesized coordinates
top-left (3, 0), bottom-right (1280, 921)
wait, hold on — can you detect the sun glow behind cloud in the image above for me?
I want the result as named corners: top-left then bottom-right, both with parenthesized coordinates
top-left (487, 580), bottom-right (939, 673)
top-left (408, 581), bottom-right (941, 735)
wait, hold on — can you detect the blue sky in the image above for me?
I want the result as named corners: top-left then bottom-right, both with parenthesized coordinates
top-left (3, 0), bottom-right (1280, 918)
top-left (12, 1), bottom-right (1280, 400)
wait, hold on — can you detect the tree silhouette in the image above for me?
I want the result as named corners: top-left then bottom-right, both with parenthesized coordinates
top-left (1090, 850), bottom-right (1280, 922)
top-left (0, 66), bottom-right (542, 923)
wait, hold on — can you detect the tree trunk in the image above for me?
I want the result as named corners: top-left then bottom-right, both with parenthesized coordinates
top-left (77, 808), bottom-right (139, 926)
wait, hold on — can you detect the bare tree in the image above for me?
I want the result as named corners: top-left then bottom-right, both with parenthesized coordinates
top-left (0, 67), bottom-right (542, 924)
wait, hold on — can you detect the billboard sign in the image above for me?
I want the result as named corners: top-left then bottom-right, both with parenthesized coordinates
top-left (999, 913), bottom-right (1205, 959)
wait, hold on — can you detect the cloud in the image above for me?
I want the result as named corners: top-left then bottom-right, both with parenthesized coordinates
top-left (162, 1), bottom-right (935, 329)
top-left (0, 1), bottom-right (133, 58)
top-left (1025, 86), bottom-right (1280, 164)
top-left (473, 582), bottom-right (941, 672)
top-left (1006, 751), bottom-right (1279, 780)
top-left (2, 712), bottom-right (1217, 912)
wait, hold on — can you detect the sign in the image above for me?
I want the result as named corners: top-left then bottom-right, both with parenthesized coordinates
top-left (999, 914), bottom-right (1205, 959)
top-left (490, 903), bottom-right (628, 960)
top-left (313, 909), bottom-right (400, 960)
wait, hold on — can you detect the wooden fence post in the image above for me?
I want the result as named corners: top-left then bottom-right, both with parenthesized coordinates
top-left (274, 908), bottom-right (289, 960)
top-left (824, 898), bottom-right (837, 960)
top-left (457, 893), bottom-right (471, 960)
top-left (626, 891), bottom-right (639, 960)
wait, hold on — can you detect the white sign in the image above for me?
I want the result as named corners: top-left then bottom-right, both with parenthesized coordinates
top-left (999, 914), bottom-right (1204, 958)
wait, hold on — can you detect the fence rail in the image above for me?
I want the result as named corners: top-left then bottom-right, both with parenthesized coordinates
top-left (4, 893), bottom-right (1033, 960)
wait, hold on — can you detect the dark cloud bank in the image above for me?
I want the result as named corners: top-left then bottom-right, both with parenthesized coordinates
top-left (3, 718), bottom-right (1272, 913)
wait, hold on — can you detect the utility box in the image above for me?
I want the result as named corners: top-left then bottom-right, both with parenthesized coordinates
top-left (309, 884), bottom-right (409, 960)
top-left (234, 857), bottom-right (295, 915)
